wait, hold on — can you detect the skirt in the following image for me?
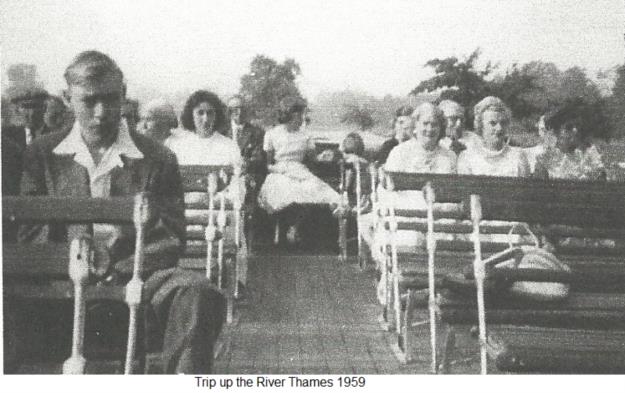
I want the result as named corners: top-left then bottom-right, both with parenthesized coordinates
top-left (257, 161), bottom-right (340, 214)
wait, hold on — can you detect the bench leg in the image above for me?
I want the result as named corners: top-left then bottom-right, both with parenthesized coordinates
top-left (273, 219), bottom-right (280, 245)
top-left (402, 290), bottom-right (414, 363)
top-left (438, 324), bottom-right (456, 374)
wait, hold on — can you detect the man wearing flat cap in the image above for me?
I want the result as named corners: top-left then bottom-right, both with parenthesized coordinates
top-left (225, 95), bottom-right (267, 248)
top-left (5, 85), bottom-right (51, 149)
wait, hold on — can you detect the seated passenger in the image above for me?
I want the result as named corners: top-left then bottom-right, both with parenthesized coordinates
top-left (5, 50), bottom-right (225, 374)
top-left (370, 103), bottom-right (456, 303)
top-left (524, 115), bottom-right (557, 173)
top-left (44, 95), bottom-right (73, 134)
top-left (458, 96), bottom-right (531, 246)
top-left (534, 100), bottom-right (606, 180)
top-left (458, 96), bottom-right (530, 177)
top-left (139, 99), bottom-right (179, 144)
top-left (438, 99), bottom-right (482, 155)
top-left (225, 95), bottom-right (267, 209)
top-left (257, 96), bottom-right (341, 243)
top-left (374, 105), bottom-right (414, 165)
top-left (341, 132), bottom-right (369, 207)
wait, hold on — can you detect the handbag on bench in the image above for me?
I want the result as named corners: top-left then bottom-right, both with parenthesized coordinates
top-left (487, 224), bottom-right (571, 302)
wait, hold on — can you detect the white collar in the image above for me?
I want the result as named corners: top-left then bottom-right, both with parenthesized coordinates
top-left (53, 121), bottom-right (143, 168)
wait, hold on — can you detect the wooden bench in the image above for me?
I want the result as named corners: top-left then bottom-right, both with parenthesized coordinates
top-left (3, 195), bottom-right (149, 374)
top-left (440, 175), bottom-right (625, 374)
top-left (178, 165), bottom-right (245, 325)
top-left (380, 171), bottom-right (478, 367)
top-left (377, 172), bottom-right (625, 374)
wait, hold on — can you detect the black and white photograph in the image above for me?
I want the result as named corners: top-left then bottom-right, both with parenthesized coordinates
top-left (1, 0), bottom-right (625, 388)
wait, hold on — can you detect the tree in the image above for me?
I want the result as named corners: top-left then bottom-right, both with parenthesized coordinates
top-left (411, 48), bottom-right (493, 127)
top-left (340, 103), bottom-right (376, 131)
top-left (239, 55), bottom-right (305, 126)
top-left (607, 65), bottom-right (625, 139)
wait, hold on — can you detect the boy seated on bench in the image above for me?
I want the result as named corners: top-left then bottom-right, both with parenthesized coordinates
top-left (5, 50), bottom-right (225, 374)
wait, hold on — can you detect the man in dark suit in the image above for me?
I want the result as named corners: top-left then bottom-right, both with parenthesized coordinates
top-left (226, 95), bottom-right (267, 246)
top-left (6, 50), bottom-right (225, 374)
top-left (5, 86), bottom-right (52, 149)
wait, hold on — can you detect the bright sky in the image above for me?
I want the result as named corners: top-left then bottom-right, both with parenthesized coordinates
top-left (1, 0), bottom-right (624, 102)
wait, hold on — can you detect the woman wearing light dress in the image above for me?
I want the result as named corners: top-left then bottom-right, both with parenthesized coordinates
top-left (257, 96), bottom-right (341, 242)
top-left (368, 103), bottom-right (457, 303)
top-left (457, 96), bottom-right (530, 177)
top-left (534, 99), bottom-right (606, 181)
top-left (457, 96), bottom-right (531, 246)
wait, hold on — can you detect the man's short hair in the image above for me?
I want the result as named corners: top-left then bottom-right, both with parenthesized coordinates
top-left (438, 100), bottom-right (465, 118)
top-left (64, 50), bottom-right (124, 86)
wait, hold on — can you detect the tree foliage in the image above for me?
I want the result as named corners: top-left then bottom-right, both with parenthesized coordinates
top-left (412, 50), bottom-right (613, 138)
top-left (340, 103), bottom-right (376, 131)
top-left (411, 49), bottom-right (493, 127)
top-left (239, 55), bottom-right (305, 126)
top-left (607, 65), bottom-right (625, 139)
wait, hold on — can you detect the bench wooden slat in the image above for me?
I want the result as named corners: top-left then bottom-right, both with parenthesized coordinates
top-left (184, 211), bottom-right (234, 226)
top-left (2, 196), bottom-right (134, 224)
top-left (385, 172), bottom-right (625, 204)
top-left (179, 165), bottom-right (234, 192)
top-left (486, 326), bottom-right (625, 373)
top-left (479, 199), bottom-right (625, 228)
top-left (392, 209), bottom-right (466, 220)
top-left (3, 243), bottom-right (70, 277)
top-left (5, 281), bottom-right (125, 301)
top-left (183, 243), bottom-right (238, 258)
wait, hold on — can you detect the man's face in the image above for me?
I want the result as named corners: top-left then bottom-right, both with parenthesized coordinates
top-left (394, 115), bottom-right (413, 142)
top-left (414, 108), bottom-right (441, 150)
top-left (17, 101), bottom-right (45, 130)
top-left (442, 109), bottom-right (464, 139)
top-left (228, 98), bottom-right (243, 125)
top-left (66, 73), bottom-right (124, 147)
top-left (141, 110), bottom-right (170, 141)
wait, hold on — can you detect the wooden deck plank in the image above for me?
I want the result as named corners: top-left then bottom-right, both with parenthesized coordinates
top-left (213, 252), bottom-right (480, 374)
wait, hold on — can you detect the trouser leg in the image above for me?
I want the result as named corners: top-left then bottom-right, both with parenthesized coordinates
top-left (147, 268), bottom-right (226, 374)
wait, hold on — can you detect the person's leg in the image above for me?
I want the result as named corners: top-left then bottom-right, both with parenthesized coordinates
top-left (145, 268), bottom-right (226, 374)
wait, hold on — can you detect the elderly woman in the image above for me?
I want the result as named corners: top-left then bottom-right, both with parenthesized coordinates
top-left (375, 105), bottom-right (414, 165)
top-left (534, 100), bottom-right (606, 180)
top-left (140, 99), bottom-right (180, 144)
top-left (457, 96), bottom-right (530, 177)
top-left (257, 96), bottom-right (341, 243)
top-left (438, 99), bottom-right (482, 155)
top-left (370, 103), bottom-right (457, 303)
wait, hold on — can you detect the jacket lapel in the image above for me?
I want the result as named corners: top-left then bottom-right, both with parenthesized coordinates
top-left (111, 155), bottom-right (146, 196)
top-left (53, 155), bottom-right (90, 197)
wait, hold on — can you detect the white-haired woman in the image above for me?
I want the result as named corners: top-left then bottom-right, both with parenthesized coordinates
top-left (370, 103), bottom-right (457, 304)
top-left (458, 96), bottom-right (530, 177)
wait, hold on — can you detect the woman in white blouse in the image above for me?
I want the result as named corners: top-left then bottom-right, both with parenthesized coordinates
top-left (457, 96), bottom-right (530, 177)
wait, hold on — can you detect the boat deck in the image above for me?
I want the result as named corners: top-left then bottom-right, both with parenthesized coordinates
top-left (214, 251), bottom-right (481, 374)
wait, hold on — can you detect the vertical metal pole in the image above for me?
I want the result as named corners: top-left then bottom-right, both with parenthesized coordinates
top-left (470, 194), bottom-right (488, 374)
top-left (125, 193), bottom-right (148, 374)
top-left (206, 173), bottom-right (217, 280)
top-left (63, 237), bottom-right (91, 374)
top-left (424, 182), bottom-right (438, 373)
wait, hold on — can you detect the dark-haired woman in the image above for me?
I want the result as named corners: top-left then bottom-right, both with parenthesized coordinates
top-left (169, 90), bottom-right (242, 168)
top-left (534, 100), bottom-right (606, 180)
top-left (257, 97), bottom-right (340, 238)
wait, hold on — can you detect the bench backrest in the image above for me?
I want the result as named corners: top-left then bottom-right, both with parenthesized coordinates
top-left (3, 196), bottom-right (137, 278)
top-left (178, 165), bottom-right (242, 270)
